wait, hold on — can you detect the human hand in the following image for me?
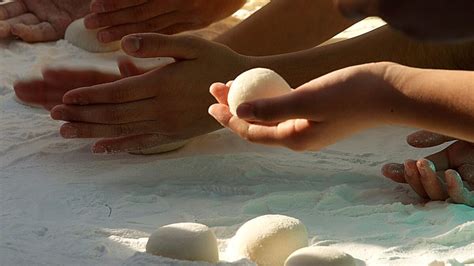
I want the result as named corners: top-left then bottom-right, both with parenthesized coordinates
top-left (83, 0), bottom-right (246, 43)
top-left (37, 34), bottom-right (250, 154)
top-left (382, 130), bottom-right (474, 207)
top-left (334, 0), bottom-right (474, 41)
top-left (209, 62), bottom-right (400, 151)
top-left (0, 0), bottom-right (90, 42)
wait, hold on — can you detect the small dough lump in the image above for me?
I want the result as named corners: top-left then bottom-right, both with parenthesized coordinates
top-left (227, 214), bottom-right (308, 266)
top-left (227, 68), bottom-right (292, 116)
top-left (65, 18), bottom-right (120, 53)
top-left (146, 222), bottom-right (219, 263)
top-left (129, 140), bottom-right (189, 155)
top-left (285, 246), bottom-right (356, 266)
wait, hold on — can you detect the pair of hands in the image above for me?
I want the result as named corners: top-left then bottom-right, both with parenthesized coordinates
top-left (208, 63), bottom-right (474, 207)
top-left (0, 0), bottom-right (245, 42)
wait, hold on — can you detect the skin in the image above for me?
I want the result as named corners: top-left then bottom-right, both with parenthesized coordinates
top-left (208, 62), bottom-right (474, 206)
top-left (334, 0), bottom-right (474, 42)
top-left (84, 0), bottom-right (246, 43)
top-left (0, 0), bottom-right (90, 42)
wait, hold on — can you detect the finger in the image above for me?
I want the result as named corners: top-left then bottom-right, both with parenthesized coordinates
top-left (117, 58), bottom-right (145, 77)
top-left (50, 99), bottom-right (158, 124)
top-left (445, 170), bottom-right (474, 207)
top-left (14, 80), bottom-right (64, 109)
top-left (11, 22), bottom-right (59, 42)
top-left (404, 159), bottom-right (429, 199)
top-left (406, 130), bottom-right (455, 148)
top-left (96, 12), bottom-right (184, 42)
top-left (62, 73), bottom-right (156, 105)
top-left (381, 163), bottom-right (406, 183)
top-left (457, 164), bottom-right (474, 189)
top-left (92, 134), bottom-right (178, 154)
top-left (417, 159), bottom-right (448, 201)
top-left (121, 33), bottom-right (203, 59)
top-left (0, 1), bottom-right (27, 20)
top-left (0, 13), bottom-right (39, 38)
top-left (85, 2), bottom-right (175, 29)
top-left (59, 121), bottom-right (159, 139)
top-left (209, 83), bottom-right (230, 105)
top-left (90, 0), bottom-right (148, 13)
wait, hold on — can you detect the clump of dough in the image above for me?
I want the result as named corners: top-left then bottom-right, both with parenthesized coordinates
top-left (227, 214), bottom-right (308, 266)
top-left (285, 246), bottom-right (356, 266)
top-left (129, 140), bottom-right (189, 155)
top-left (64, 18), bottom-right (120, 53)
top-left (146, 222), bottom-right (219, 263)
top-left (227, 68), bottom-right (292, 117)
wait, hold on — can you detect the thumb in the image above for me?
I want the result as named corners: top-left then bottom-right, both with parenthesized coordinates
top-left (237, 90), bottom-right (312, 123)
top-left (121, 33), bottom-right (203, 60)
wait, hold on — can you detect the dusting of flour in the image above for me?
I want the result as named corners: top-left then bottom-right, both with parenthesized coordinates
top-left (1, 2), bottom-right (473, 266)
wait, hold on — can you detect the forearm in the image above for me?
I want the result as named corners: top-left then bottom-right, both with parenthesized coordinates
top-left (215, 0), bottom-right (356, 55)
top-left (383, 65), bottom-right (474, 142)
top-left (251, 25), bottom-right (474, 87)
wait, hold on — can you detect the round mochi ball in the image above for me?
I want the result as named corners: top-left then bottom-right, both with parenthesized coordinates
top-left (146, 222), bottom-right (219, 263)
top-left (65, 18), bottom-right (120, 53)
top-left (227, 214), bottom-right (308, 266)
top-left (227, 68), bottom-right (292, 116)
top-left (129, 140), bottom-right (189, 155)
top-left (285, 246), bottom-right (356, 266)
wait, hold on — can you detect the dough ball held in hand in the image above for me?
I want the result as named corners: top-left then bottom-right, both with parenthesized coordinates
top-left (285, 246), bottom-right (356, 266)
top-left (227, 68), bottom-right (292, 117)
top-left (65, 18), bottom-right (120, 53)
top-left (146, 223), bottom-right (219, 263)
top-left (227, 214), bottom-right (308, 266)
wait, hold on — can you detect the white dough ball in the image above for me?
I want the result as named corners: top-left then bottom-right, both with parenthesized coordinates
top-left (64, 18), bottom-right (120, 53)
top-left (146, 223), bottom-right (219, 263)
top-left (129, 140), bottom-right (189, 155)
top-left (227, 68), bottom-right (292, 116)
top-left (285, 246), bottom-right (356, 266)
top-left (227, 214), bottom-right (308, 266)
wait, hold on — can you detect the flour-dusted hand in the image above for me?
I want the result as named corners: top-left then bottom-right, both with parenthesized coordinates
top-left (383, 131), bottom-right (474, 207)
top-left (83, 0), bottom-right (246, 43)
top-left (0, 0), bottom-right (91, 42)
top-left (209, 63), bottom-right (397, 151)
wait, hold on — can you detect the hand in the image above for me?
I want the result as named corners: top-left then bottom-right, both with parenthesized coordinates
top-left (334, 0), bottom-right (474, 41)
top-left (84, 0), bottom-right (246, 43)
top-left (0, 0), bottom-right (90, 42)
top-left (24, 34), bottom-right (250, 154)
top-left (209, 62), bottom-right (399, 151)
top-left (382, 130), bottom-right (474, 207)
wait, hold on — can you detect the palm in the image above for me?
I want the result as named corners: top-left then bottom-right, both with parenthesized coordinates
top-left (0, 0), bottom-right (91, 42)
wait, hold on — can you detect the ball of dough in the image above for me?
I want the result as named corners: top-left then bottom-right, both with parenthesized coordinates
top-left (227, 214), bottom-right (308, 266)
top-left (64, 18), bottom-right (120, 53)
top-left (285, 246), bottom-right (356, 266)
top-left (129, 140), bottom-right (189, 155)
top-left (146, 223), bottom-right (219, 263)
top-left (227, 68), bottom-right (292, 116)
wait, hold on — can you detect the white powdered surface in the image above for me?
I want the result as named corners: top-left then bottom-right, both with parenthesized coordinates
top-left (1, 2), bottom-right (473, 266)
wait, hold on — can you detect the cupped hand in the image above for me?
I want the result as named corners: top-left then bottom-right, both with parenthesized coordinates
top-left (36, 34), bottom-right (250, 154)
top-left (334, 0), bottom-right (474, 41)
top-left (209, 62), bottom-right (400, 151)
top-left (383, 130), bottom-right (474, 207)
top-left (83, 0), bottom-right (246, 43)
top-left (0, 0), bottom-right (90, 42)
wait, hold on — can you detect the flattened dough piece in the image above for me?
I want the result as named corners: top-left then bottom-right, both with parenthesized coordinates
top-left (65, 18), bottom-right (120, 53)
top-left (285, 246), bottom-right (356, 266)
top-left (129, 140), bottom-right (189, 155)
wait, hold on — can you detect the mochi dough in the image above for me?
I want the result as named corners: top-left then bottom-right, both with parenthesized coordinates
top-left (285, 246), bottom-right (356, 266)
top-left (227, 214), bottom-right (308, 266)
top-left (129, 140), bottom-right (189, 155)
top-left (146, 222), bottom-right (219, 263)
top-left (227, 68), bottom-right (292, 117)
top-left (64, 18), bottom-right (120, 53)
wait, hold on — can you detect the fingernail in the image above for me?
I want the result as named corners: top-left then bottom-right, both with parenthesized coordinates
top-left (92, 145), bottom-right (107, 154)
top-left (61, 124), bottom-right (78, 138)
top-left (51, 110), bottom-right (64, 120)
top-left (98, 31), bottom-right (112, 43)
top-left (236, 103), bottom-right (255, 119)
top-left (122, 36), bottom-right (142, 53)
